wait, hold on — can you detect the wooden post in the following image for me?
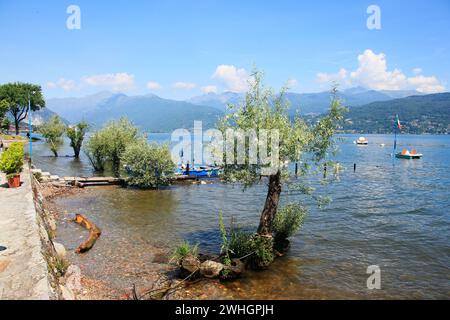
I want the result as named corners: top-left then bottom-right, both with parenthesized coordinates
top-left (295, 162), bottom-right (298, 177)
top-left (353, 163), bottom-right (356, 172)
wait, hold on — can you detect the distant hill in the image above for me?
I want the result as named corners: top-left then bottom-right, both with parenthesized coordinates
top-left (46, 93), bottom-right (223, 132)
top-left (46, 91), bottom-right (115, 123)
top-left (188, 86), bottom-right (423, 115)
top-left (341, 93), bottom-right (450, 134)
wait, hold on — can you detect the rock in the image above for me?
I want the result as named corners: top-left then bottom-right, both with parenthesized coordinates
top-left (59, 285), bottom-right (75, 300)
top-left (200, 260), bottom-right (223, 278)
top-left (181, 254), bottom-right (200, 274)
top-left (53, 242), bottom-right (66, 259)
top-left (65, 265), bottom-right (82, 292)
top-left (220, 259), bottom-right (245, 280)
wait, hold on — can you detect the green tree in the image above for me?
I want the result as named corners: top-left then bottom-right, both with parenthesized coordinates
top-left (121, 140), bottom-right (175, 188)
top-left (217, 71), bottom-right (344, 236)
top-left (39, 115), bottom-right (66, 157)
top-left (84, 118), bottom-right (140, 175)
top-left (0, 83), bottom-right (45, 135)
top-left (66, 121), bottom-right (89, 158)
top-left (0, 100), bottom-right (10, 134)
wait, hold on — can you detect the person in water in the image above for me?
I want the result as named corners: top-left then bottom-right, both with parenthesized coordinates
top-left (186, 161), bottom-right (190, 175)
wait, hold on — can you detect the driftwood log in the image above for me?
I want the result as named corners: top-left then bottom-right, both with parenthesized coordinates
top-left (72, 213), bottom-right (101, 253)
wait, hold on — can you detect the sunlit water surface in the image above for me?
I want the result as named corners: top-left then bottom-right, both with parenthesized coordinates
top-left (33, 134), bottom-right (450, 299)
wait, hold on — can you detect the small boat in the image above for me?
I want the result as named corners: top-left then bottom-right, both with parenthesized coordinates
top-left (395, 149), bottom-right (423, 159)
top-left (355, 136), bottom-right (368, 145)
top-left (177, 165), bottom-right (221, 178)
top-left (393, 115), bottom-right (422, 160)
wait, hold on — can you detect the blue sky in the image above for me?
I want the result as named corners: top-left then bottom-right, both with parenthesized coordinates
top-left (0, 0), bottom-right (449, 100)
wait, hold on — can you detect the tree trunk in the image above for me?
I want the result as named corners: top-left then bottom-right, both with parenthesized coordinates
top-left (14, 120), bottom-right (19, 135)
top-left (257, 170), bottom-right (282, 236)
top-left (74, 147), bottom-right (80, 158)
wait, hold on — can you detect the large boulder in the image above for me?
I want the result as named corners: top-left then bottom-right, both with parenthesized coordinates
top-left (199, 260), bottom-right (224, 278)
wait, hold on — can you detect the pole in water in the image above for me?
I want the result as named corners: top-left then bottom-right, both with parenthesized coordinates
top-left (323, 163), bottom-right (327, 178)
top-left (295, 162), bottom-right (298, 177)
top-left (354, 163), bottom-right (356, 172)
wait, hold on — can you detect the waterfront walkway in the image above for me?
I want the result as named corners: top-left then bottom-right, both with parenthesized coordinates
top-left (0, 165), bottom-right (53, 299)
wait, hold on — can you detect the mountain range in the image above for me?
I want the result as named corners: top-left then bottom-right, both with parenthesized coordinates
top-left (188, 86), bottom-right (424, 115)
top-left (38, 87), bottom-right (449, 133)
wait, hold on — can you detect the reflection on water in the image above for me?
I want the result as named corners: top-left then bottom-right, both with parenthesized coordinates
top-left (42, 134), bottom-right (450, 299)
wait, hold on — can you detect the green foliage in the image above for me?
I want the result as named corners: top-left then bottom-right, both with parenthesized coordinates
top-left (0, 82), bottom-right (45, 134)
top-left (0, 99), bottom-right (8, 128)
top-left (171, 241), bottom-right (199, 264)
top-left (83, 131), bottom-right (107, 171)
top-left (39, 115), bottom-right (66, 157)
top-left (217, 71), bottom-right (344, 187)
top-left (218, 211), bottom-right (232, 266)
top-left (0, 142), bottom-right (24, 178)
top-left (229, 230), bottom-right (254, 259)
top-left (1, 118), bottom-right (11, 133)
top-left (249, 235), bottom-right (274, 269)
top-left (121, 140), bottom-right (175, 188)
top-left (84, 118), bottom-right (139, 175)
top-left (66, 121), bottom-right (89, 158)
top-left (273, 203), bottom-right (307, 243)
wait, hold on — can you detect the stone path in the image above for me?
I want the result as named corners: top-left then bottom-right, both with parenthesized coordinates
top-left (0, 165), bottom-right (53, 299)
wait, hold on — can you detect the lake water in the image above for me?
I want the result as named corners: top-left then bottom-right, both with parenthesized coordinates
top-left (33, 134), bottom-right (450, 299)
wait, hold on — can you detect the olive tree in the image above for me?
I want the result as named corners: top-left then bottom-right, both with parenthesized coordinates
top-left (39, 115), bottom-right (66, 157)
top-left (66, 121), bottom-right (89, 158)
top-left (121, 140), bottom-right (175, 188)
top-left (217, 71), bottom-right (344, 237)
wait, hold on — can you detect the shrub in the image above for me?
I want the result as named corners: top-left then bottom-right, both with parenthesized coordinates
top-left (248, 235), bottom-right (274, 269)
top-left (0, 142), bottom-right (24, 179)
top-left (273, 203), bottom-right (307, 242)
top-left (121, 140), bottom-right (174, 188)
top-left (229, 230), bottom-right (254, 259)
top-left (171, 241), bottom-right (199, 264)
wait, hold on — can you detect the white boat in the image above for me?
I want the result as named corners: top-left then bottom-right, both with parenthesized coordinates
top-left (355, 136), bottom-right (368, 145)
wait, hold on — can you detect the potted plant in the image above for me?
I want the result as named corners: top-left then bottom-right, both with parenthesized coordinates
top-left (0, 142), bottom-right (24, 188)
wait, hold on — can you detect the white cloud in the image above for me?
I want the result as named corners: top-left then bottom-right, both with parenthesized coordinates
top-left (81, 72), bottom-right (134, 91)
top-left (317, 49), bottom-right (445, 93)
top-left (47, 78), bottom-right (76, 91)
top-left (146, 81), bottom-right (162, 90)
top-left (412, 68), bottom-right (422, 75)
top-left (286, 79), bottom-right (299, 88)
top-left (212, 65), bottom-right (251, 93)
top-left (173, 82), bottom-right (196, 90)
top-left (201, 85), bottom-right (217, 94)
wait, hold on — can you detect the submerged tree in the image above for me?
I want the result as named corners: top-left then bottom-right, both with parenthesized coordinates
top-left (66, 121), bottom-right (89, 158)
top-left (121, 140), bottom-right (175, 188)
top-left (84, 117), bottom-right (140, 175)
top-left (39, 115), bottom-right (66, 157)
top-left (217, 71), bottom-right (344, 237)
top-left (0, 82), bottom-right (45, 135)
